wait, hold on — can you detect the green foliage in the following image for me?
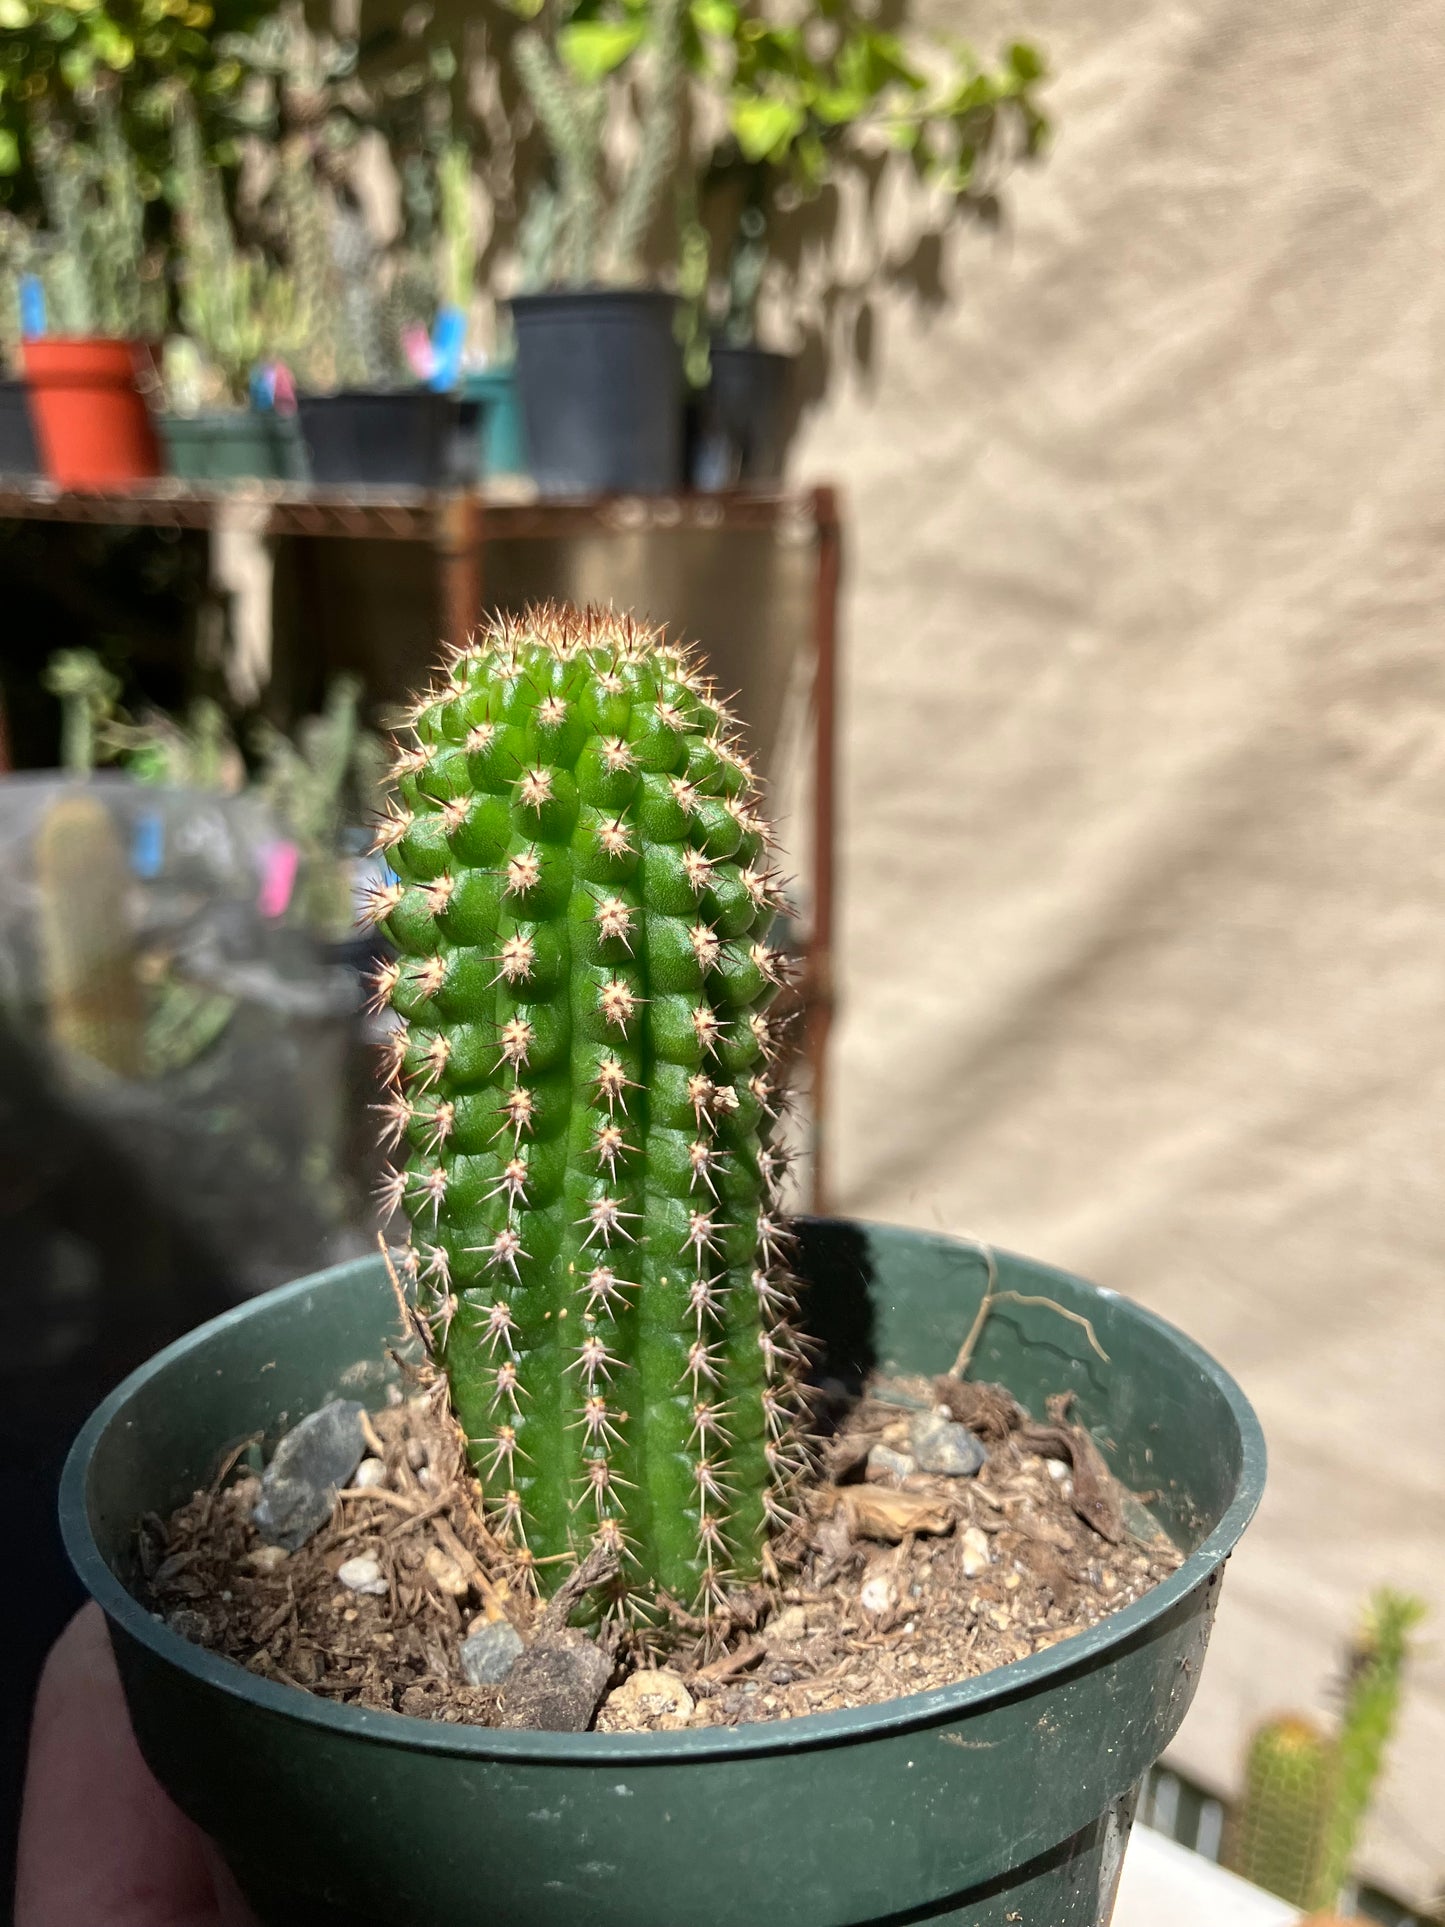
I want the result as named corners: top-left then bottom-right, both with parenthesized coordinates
top-left (1227, 1587), bottom-right (1428, 1914)
top-left (691, 0), bottom-right (1049, 337)
top-left (368, 607), bottom-right (803, 1616)
top-left (0, 0), bottom-right (262, 209)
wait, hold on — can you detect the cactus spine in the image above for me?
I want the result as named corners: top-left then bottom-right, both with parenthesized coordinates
top-left (369, 607), bottom-right (801, 1615)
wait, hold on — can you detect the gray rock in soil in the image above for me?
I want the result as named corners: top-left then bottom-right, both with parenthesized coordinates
top-left (252, 1399), bottom-right (367, 1550)
top-left (909, 1410), bottom-right (987, 1478)
top-left (497, 1630), bottom-right (612, 1731)
top-left (866, 1443), bottom-right (918, 1482)
top-left (460, 1620), bottom-right (526, 1687)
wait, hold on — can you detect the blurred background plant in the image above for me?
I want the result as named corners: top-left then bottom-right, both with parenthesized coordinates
top-left (26, 86), bottom-right (168, 337)
top-left (0, 0), bottom-right (264, 210)
top-left (42, 645), bottom-right (387, 943)
top-left (1226, 1588), bottom-right (1430, 1916)
top-left (511, 0), bottom-right (688, 288)
top-left (164, 86), bottom-right (295, 408)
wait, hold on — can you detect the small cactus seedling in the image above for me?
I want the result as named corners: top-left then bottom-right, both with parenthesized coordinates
top-left (37, 791), bottom-right (145, 1079)
top-left (1227, 1588), bottom-right (1427, 1912)
top-left (368, 606), bottom-right (803, 1616)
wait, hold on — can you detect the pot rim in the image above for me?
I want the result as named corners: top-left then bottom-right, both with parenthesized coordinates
top-left (508, 288), bottom-right (679, 313)
top-left (60, 1219), bottom-right (1265, 1765)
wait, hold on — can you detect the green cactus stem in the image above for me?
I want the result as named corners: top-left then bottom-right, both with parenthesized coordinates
top-left (1309, 1587), bottom-right (1428, 1913)
top-left (1228, 1713), bottom-right (1335, 1908)
top-left (1226, 1589), bottom-right (1428, 1913)
top-left (366, 607), bottom-right (804, 1616)
top-left (37, 792), bottom-right (145, 1079)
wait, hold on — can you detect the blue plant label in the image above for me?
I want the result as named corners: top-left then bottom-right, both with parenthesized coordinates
top-left (429, 306), bottom-right (467, 391)
top-left (19, 274), bottom-right (45, 339)
top-left (132, 812), bottom-right (164, 880)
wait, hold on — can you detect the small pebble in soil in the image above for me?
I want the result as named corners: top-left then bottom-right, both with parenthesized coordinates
top-left (498, 1631), bottom-right (612, 1732)
top-left (244, 1545), bottom-right (288, 1575)
top-left (908, 1410), bottom-right (987, 1478)
top-left (337, 1555), bottom-right (387, 1595)
top-left (423, 1545), bottom-right (469, 1597)
top-left (605, 1668), bottom-right (694, 1724)
top-left (460, 1620), bottom-right (525, 1687)
top-left (252, 1400), bottom-right (367, 1551)
top-left (859, 1573), bottom-right (897, 1617)
top-left (765, 1605), bottom-right (808, 1644)
top-left (960, 1525), bottom-right (992, 1578)
top-left (866, 1443), bottom-right (917, 1482)
top-left (352, 1457), bottom-right (388, 1490)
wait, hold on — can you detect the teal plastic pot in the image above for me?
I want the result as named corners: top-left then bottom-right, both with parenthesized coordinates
top-left (463, 365), bottom-right (529, 478)
top-left (159, 410), bottom-right (307, 483)
top-left (60, 1220), bottom-right (1264, 1927)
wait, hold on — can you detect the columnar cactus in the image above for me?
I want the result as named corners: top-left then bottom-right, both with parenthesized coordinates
top-left (368, 607), bottom-right (803, 1616)
top-left (1226, 1589), bottom-right (1428, 1912)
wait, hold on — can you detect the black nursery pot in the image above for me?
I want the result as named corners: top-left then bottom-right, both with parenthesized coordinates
top-left (510, 289), bottom-right (684, 496)
top-left (688, 343), bottom-right (793, 490)
top-left (295, 390), bottom-right (474, 489)
top-left (61, 1220), bottom-right (1263, 1927)
top-left (0, 376), bottom-right (41, 478)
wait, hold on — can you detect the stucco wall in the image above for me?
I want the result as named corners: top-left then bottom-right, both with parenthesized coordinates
top-left (797, 0), bottom-right (1445, 1904)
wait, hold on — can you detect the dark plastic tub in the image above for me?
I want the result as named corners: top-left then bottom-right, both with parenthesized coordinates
top-left (295, 390), bottom-right (472, 489)
top-left (60, 1220), bottom-right (1264, 1927)
top-left (689, 343), bottom-right (793, 489)
top-left (0, 376), bottom-right (40, 477)
top-left (510, 289), bottom-right (683, 496)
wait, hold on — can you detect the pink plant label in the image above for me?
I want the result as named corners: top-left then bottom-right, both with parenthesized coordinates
top-left (257, 840), bottom-right (299, 919)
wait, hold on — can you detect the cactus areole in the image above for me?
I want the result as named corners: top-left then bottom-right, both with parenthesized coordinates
top-left (368, 607), bottom-right (802, 1617)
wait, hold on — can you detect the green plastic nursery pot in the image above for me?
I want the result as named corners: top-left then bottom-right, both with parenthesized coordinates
top-left (160, 410), bottom-right (307, 483)
top-left (61, 1220), bottom-right (1264, 1927)
top-left (463, 365), bottom-right (529, 478)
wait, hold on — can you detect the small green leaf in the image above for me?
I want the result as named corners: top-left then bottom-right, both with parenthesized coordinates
top-left (1008, 40), bottom-right (1045, 83)
top-left (689, 0), bottom-right (737, 38)
top-left (0, 0), bottom-right (30, 27)
top-left (730, 93), bottom-right (805, 161)
top-left (0, 128), bottom-right (18, 173)
top-left (559, 17), bottom-right (645, 80)
top-left (812, 84), bottom-right (868, 126)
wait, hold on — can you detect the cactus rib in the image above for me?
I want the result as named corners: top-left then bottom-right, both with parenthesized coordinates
top-left (370, 607), bottom-right (802, 1615)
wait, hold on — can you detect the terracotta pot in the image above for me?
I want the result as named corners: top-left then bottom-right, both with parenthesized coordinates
top-left (22, 337), bottom-right (161, 489)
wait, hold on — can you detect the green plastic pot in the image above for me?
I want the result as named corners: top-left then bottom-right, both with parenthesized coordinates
top-left (60, 1220), bottom-right (1264, 1927)
top-left (159, 410), bottom-right (307, 484)
top-left (462, 365), bottom-right (529, 478)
